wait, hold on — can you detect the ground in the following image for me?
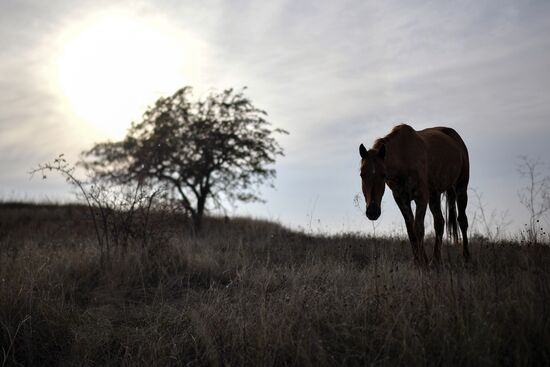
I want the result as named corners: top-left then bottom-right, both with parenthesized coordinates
top-left (1, 203), bottom-right (549, 366)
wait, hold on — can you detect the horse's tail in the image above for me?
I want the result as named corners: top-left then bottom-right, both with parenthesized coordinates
top-left (446, 188), bottom-right (459, 243)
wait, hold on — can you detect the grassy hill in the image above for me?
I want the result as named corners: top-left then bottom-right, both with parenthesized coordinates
top-left (1, 203), bottom-right (549, 366)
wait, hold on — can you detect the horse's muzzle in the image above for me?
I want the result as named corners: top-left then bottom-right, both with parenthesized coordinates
top-left (366, 204), bottom-right (381, 221)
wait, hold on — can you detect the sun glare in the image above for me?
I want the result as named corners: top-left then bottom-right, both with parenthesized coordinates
top-left (57, 15), bottom-right (196, 139)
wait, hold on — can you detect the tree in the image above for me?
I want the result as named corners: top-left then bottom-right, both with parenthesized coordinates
top-left (517, 156), bottom-right (550, 244)
top-left (82, 87), bottom-right (288, 231)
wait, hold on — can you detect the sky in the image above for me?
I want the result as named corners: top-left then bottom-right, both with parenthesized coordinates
top-left (1, 0), bottom-right (550, 236)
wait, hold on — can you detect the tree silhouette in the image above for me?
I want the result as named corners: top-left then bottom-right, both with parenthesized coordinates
top-left (82, 87), bottom-right (287, 231)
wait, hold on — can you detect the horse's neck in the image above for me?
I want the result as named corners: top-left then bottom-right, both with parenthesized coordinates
top-left (385, 132), bottom-right (422, 179)
top-left (385, 132), bottom-right (403, 168)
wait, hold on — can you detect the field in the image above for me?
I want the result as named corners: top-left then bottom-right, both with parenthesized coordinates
top-left (1, 203), bottom-right (549, 366)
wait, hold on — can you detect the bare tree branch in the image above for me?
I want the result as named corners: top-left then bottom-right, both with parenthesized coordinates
top-left (517, 156), bottom-right (550, 244)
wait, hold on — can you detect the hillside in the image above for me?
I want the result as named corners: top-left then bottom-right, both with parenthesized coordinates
top-left (1, 203), bottom-right (549, 366)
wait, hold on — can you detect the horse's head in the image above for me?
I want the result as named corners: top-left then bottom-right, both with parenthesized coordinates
top-left (359, 143), bottom-right (386, 221)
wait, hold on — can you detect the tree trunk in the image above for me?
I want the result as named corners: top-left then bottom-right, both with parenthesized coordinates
top-left (191, 212), bottom-right (203, 232)
top-left (190, 195), bottom-right (206, 233)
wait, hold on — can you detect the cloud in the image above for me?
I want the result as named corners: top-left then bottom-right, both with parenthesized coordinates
top-left (1, 0), bottom-right (550, 233)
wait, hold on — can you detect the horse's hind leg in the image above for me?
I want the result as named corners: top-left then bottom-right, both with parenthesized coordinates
top-left (456, 185), bottom-right (470, 261)
top-left (429, 193), bottom-right (444, 266)
top-left (413, 198), bottom-right (429, 267)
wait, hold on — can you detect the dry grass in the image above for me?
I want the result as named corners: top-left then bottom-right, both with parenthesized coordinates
top-left (1, 203), bottom-right (549, 366)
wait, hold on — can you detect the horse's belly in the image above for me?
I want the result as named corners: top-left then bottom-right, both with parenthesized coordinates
top-left (424, 132), bottom-right (464, 192)
top-left (429, 161), bottom-right (462, 192)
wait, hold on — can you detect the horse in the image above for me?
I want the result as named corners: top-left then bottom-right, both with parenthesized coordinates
top-left (359, 124), bottom-right (470, 266)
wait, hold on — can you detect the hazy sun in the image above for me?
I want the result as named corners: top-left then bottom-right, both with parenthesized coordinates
top-left (57, 15), bottom-right (195, 139)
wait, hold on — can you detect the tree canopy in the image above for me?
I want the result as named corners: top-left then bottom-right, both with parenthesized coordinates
top-left (82, 87), bottom-right (287, 230)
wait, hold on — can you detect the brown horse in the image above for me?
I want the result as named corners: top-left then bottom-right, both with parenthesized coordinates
top-left (359, 124), bottom-right (470, 266)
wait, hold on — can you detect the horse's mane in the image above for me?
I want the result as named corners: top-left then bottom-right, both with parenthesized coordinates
top-left (373, 124), bottom-right (413, 150)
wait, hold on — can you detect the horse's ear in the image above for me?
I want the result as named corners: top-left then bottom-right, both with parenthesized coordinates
top-left (359, 144), bottom-right (368, 159)
top-left (378, 144), bottom-right (386, 159)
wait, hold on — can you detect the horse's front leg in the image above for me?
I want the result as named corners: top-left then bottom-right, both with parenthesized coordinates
top-left (392, 192), bottom-right (421, 263)
top-left (413, 198), bottom-right (429, 267)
